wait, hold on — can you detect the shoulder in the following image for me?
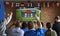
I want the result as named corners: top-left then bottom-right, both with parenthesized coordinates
top-left (45, 30), bottom-right (51, 34)
top-left (25, 31), bottom-right (29, 33)
top-left (20, 29), bottom-right (24, 33)
top-left (51, 30), bottom-right (57, 36)
top-left (51, 30), bottom-right (57, 33)
top-left (24, 31), bottom-right (29, 35)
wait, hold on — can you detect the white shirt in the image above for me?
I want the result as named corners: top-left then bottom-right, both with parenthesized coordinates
top-left (0, 13), bottom-right (13, 36)
top-left (12, 27), bottom-right (24, 36)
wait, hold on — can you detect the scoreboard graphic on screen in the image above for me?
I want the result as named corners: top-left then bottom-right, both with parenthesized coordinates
top-left (21, 10), bottom-right (36, 17)
top-left (16, 8), bottom-right (41, 21)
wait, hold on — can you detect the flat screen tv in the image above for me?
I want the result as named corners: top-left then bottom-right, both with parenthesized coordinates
top-left (16, 8), bottom-right (41, 21)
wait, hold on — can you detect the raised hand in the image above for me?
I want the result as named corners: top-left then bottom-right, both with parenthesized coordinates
top-left (35, 15), bottom-right (42, 28)
top-left (35, 15), bottom-right (40, 22)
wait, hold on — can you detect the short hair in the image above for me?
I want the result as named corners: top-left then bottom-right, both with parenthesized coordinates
top-left (22, 21), bottom-right (28, 29)
top-left (46, 22), bottom-right (51, 29)
top-left (28, 21), bottom-right (33, 29)
top-left (15, 22), bottom-right (20, 27)
top-left (55, 16), bottom-right (59, 20)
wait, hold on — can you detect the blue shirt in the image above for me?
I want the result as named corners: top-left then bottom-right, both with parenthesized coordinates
top-left (22, 28), bottom-right (28, 33)
top-left (24, 28), bottom-right (35, 36)
top-left (35, 28), bottom-right (46, 36)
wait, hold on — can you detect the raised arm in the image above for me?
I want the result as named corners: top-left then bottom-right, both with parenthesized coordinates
top-left (35, 15), bottom-right (40, 23)
top-left (0, 12), bottom-right (13, 36)
top-left (4, 12), bottom-right (13, 25)
top-left (35, 15), bottom-right (42, 28)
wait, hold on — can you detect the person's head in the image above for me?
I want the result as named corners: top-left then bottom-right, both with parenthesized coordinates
top-left (17, 20), bottom-right (23, 27)
top-left (46, 22), bottom-right (51, 30)
top-left (17, 20), bottom-right (21, 23)
top-left (55, 16), bottom-right (58, 22)
top-left (22, 21), bottom-right (28, 29)
top-left (28, 21), bottom-right (34, 30)
top-left (15, 22), bottom-right (20, 27)
top-left (54, 16), bottom-right (60, 22)
top-left (13, 21), bottom-right (17, 24)
top-left (9, 21), bottom-right (16, 28)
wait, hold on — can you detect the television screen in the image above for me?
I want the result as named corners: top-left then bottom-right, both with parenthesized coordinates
top-left (16, 8), bottom-right (41, 21)
top-left (21, 10), bottom-right (36, 18)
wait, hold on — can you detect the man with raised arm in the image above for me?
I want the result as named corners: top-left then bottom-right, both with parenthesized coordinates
top-left (0, 12), bottom-right (13, 36)
top-left (35, 15), bottom-right (46, 36)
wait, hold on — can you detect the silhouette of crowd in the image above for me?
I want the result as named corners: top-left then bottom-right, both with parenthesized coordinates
top-left (5, 16), bottom-right (60, 36)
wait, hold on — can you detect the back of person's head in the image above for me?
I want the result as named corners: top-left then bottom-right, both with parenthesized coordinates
top-left (13, 21), bottom-right (17, 24)
top-left (17, 20), bottom-right (21, 24)
top-left (55, 16), bottom-right (58, 20)
top-left (46, 22), bottom-right (51, 30)
top-left (28, 21), bottom-right (33, 30)
top-left (22, 21), bottom-right (28, 29)
top-left (15, 22), bottom-right (20, 27)
top-left (55, 16), bottom-right (59, 22)
top-left (54, 16), bottom-right (60, 23)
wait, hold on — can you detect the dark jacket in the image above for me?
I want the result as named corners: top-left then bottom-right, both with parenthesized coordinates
top-left (52, 22), bottom-right (60, 36)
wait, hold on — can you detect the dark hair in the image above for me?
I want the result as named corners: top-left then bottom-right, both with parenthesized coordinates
top-left (54, 16), bottom-right (59, 23)
top-left (22, 21), bottom-right (28, 29)
top-left (15, 22), bottom-right (20, 27)
top-left (28, 21), bottom-right (33, 29)
top-left (55, 16), bottom-right (58, 20)
top-left (46, 22), bottom-right (51, 29)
